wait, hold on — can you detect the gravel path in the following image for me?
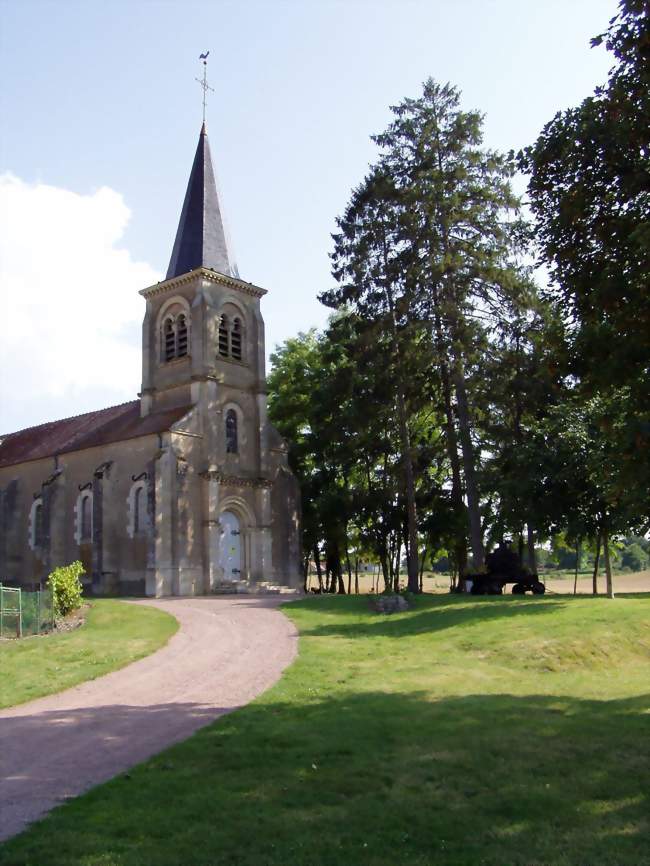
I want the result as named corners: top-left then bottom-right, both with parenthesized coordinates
top-left (0, 595), bottom-right (299, 841)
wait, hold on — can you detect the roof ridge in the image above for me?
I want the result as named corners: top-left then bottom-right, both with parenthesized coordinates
top-left (1, 399), bottom-right (138, 439)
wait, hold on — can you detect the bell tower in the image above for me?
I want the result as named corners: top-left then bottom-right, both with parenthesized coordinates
top-left (136, 98), bottom-right (301, 593)
top-left (140, 125), bottom-right (266, 406)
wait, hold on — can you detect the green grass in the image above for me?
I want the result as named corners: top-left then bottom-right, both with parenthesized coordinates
top-left (2, 594), bottom-right (649, 866)
top-left (0, 600), bottom-right (178, 709)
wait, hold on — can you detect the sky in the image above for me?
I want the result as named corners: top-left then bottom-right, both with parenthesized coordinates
top-left (0, 0), bottom-right (617, 433)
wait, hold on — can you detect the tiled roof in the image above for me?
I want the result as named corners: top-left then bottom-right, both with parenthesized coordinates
top-left (0, 401), bottom-right (192, 469)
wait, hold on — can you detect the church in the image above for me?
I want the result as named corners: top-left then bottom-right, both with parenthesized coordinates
top-left (0, 123), bottom-right (302, 596)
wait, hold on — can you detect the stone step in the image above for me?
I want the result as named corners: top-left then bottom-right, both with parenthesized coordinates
top-left (210, 581), bottom-right (295, 596)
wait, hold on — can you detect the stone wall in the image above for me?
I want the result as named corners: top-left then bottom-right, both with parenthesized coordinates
top-left (0, 435), bottom-right (160, 592)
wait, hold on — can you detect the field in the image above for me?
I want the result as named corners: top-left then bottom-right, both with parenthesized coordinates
top-left (315, 568), bottom-right (650, 595)
top-left (2, 592), bottom-right (648, 866)
top-left (0, 600), bottom-right (178, 709)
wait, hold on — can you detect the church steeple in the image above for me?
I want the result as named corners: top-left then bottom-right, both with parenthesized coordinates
top-left (166, 124), bottom-right (239, 280)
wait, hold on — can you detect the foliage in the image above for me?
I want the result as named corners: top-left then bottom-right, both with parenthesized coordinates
top-left (3, 595), bottom-right (649, 865)
top-left (0, 600), bottom-right (178, 709)
top-left (621, 541), bottom-right (649, 573)
top-left (268, 319), bottom-right (445, 593)
top-left (319, 78), bottom-right (537, 578)
top-left (268, 28), bottom-right (649, 590)
top-left (519, 0), bottom-right (650, 526)
top-left (47, 560), bottom-right (85, 617)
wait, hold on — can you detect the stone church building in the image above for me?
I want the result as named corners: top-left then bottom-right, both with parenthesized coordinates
top-left (0, 124), bottom-right (302, 596)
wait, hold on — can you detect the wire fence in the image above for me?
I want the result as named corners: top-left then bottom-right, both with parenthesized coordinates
top-left (0, 584), bottom-right (55, 638)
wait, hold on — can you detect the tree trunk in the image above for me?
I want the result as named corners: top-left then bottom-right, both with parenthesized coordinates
top-left (354, 556), bottom-right (359, 594)
top-left (395, 386), bottom-right (420, 593)
top-left (419, 542), bottom-right (428, 593)
top-left (313, 544), bottom-right (324, 593)
top-left (603, 527), bottom-right (615, 599)
top-left (327, 541), bottom-right (345, 594)
top-left (393, 539), bottom-right (402, 593)
top-left (429, 101), bottom-right (483, 575)
top-left (451, 367), bottom-right (485, 570)
top-left (345, 540), bottom-right (353, 596)
top-left (377, 214), bottom-right (420, 594)
top-left (573, 540), bottom-right (581, 595)
top-left (432, 303), bottom-right (468, 588)
top-left (527, 526), bottom-right (537, 574)
top-left (592, 533), bottom-right (601, 595)
top-left (379, 550), bottom-right (390, 593)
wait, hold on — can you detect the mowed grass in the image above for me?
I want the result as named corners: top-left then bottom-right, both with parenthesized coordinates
top-left (2, 595), bottom-right (649, 866)
top-left (0, 600), bottom-right (178, 709)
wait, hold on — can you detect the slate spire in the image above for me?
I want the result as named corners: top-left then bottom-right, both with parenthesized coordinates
top-left (166, 123), bottom-right (239, 280)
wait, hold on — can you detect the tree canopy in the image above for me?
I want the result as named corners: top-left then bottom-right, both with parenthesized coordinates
top-left (268, 7), bottom-right (649, 594)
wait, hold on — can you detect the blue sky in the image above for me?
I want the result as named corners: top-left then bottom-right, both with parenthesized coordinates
top-left (0, 0), bottom-right (616, 432)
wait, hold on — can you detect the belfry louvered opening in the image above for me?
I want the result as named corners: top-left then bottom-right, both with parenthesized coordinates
top-left (217, 312), bottom-right (244, 362)
top-left (177, 314), bottom-right (188, 357)
top-left (218, 314), bottom-right (230, 357)
top-left (160, 305), bottom-right (191, 363)
top-left (164, 317), bottom-right (176, 361)
top-left (231, 318), bottom-right (242, 360)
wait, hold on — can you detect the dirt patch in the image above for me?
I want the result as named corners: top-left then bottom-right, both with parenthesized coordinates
top-left (54, 602), bottom-right (90, 634)
top-left (544, 571), bottom-right (650, 595)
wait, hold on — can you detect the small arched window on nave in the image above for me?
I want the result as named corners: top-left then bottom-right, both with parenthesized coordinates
top-left (231, 317), bottom-right (242, 361)
top-left (177, 314), bottom-right (188, 358)
top-left (218, 314), bottom-right (229, 358)
top-left (163, 317), bottom-right (176, 361)
top-left (134, 485), bottom-right (144, 534)
top-left (81, 494), bottom-right (92, 542)
top-left (225, 409), bottom-right (238, 454)
top-left (34, 502), bottom-right (44, 548)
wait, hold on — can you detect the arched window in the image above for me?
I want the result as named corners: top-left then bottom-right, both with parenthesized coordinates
top-left (164, 317), bottom-right (176, 362)
top-left (159, 300), bottom-right (191, 364)
top-left (231, 317), bottom-right (242, 360)
top-left (218, 314), bottom-right (229, 358)
top-left (177, 314), bottom-right (188, 357)
top-left (127, 480), bottom-right (148, 538)
top-left (226, 409), bottom-right (238, 454)
top-left (34, 502), bottom-right (44, 547)
top-left (81, 494), bottom-right (92, 541)
top-left (134, 486), bottom-right (144, 534)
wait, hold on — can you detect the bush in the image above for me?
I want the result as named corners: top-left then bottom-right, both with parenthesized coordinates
top-left (621, 542), bottom-right (649, 574)
top-left (47, 561), bottom-right (85, 617)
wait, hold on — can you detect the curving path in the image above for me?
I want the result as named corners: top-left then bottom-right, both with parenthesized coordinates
top-left (0, 595), bottom-right (299, 841)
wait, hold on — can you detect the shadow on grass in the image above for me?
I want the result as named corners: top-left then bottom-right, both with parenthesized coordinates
top-left (292, 593), bottom-right (570, 639)
top-left (2, 689), bottom-right (648, 866)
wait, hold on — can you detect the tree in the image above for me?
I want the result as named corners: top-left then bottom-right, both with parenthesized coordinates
top-left (621, 541), bottom-right (649, 573)
top-left (520, 0), bottom-right (650, 525)
top-left (321, 168), bottom-right (433, 592)
top-left (324, 80), bottom-right (534, 581)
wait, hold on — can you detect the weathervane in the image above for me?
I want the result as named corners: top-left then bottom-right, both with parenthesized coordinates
top-left (196, 52), bottom-right (214, 124)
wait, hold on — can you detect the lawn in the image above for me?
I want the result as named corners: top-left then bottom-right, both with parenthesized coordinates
top-left (1, 594), bottom-right (649, 866)
top-left (0, 600), bottom-right (178, 709)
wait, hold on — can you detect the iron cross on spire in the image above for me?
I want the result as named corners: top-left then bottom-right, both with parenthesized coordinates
top-left (196, 52), bottom-right (214, 124)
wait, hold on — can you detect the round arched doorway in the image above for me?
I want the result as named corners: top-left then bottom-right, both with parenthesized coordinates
top-left (219, 510), bottom-right (242, 582)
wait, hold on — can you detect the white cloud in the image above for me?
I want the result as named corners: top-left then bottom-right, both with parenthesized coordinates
top-left (0, 174), bottom-right (161, 432)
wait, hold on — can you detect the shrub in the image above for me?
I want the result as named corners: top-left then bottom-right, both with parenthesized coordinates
top-left (47, 561), bottom-right (85, 617)
top-left (621, 542), bottom-right (649, 574)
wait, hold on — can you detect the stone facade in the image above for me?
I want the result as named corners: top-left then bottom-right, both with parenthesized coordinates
top-left (0, 126), bottom-right (302, 596)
